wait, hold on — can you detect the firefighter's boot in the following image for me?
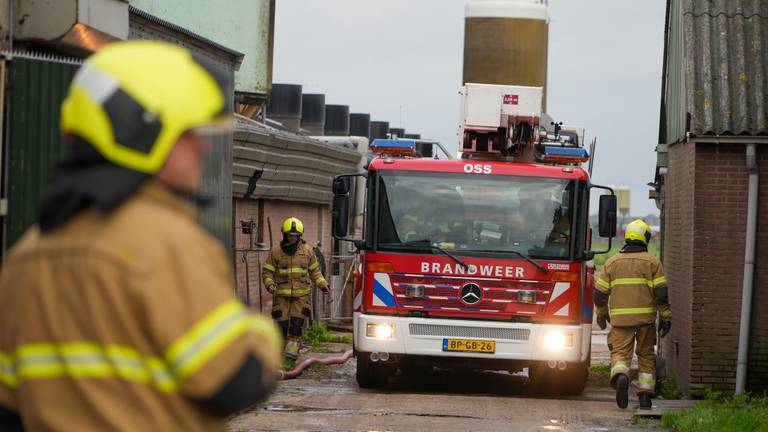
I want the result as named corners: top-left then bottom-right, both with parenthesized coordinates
top-left (614, 374), bottom-right (629, 409)
top-left (639, 392), bottom-right (653, 410)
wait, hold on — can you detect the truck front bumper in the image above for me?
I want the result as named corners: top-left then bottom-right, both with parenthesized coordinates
top-left (354, 313), bottom-right (591, 363)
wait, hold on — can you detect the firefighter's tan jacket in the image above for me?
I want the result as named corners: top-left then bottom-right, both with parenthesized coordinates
top-left (0, 182), bottom-right (282, 431)
top-left (262, 242), bottom-right (327, 298)
top-left (595, 251), bottom-right (671, 327)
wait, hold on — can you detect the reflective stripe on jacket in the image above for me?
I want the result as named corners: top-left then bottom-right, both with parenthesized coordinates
top-left (595, 251), bottom-right (670, 327)
top-left (262, 242), bottom-right (328, 298)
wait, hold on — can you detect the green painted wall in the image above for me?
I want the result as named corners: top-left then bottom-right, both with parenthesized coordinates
top-left (5, 58), bottom-right (78, 250)
top-left (129, 0), bottom-right (271, 95)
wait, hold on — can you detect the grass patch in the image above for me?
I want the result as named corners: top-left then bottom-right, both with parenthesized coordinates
top-left (310, 345), bottom-right (339, 354)
top-left (657, 377), bottom-right (687, 400)
top-left (661, 393), bottom-right (768, 432)
top-left (282, 357), bottom-right (296, 370)
top-left (589, 363), bottom-right (610, 377)
top-left (303, 324), bottom-right (353, 344)
top-left (588, 363), bottom-right (610, 385)
top-left (632, 416), bottom-right (658, 426)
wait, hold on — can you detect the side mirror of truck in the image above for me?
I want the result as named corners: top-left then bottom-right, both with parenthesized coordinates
top-left (598, 195), bottom-right (617, 238)
top-left (586, 184), bottom-right (616, 258)
top-left (332, 177), bottom-right (351, 195)
top-left (332, 193), bottom-right (349, 238)
top-left (331, 173), bottom-right (367, 248)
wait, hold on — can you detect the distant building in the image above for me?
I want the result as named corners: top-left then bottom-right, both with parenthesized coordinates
top-left (652, 0), bottom-right (768, 394)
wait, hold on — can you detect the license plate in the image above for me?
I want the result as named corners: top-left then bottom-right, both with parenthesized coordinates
top-left (442, 338), bottom-right (495, 354)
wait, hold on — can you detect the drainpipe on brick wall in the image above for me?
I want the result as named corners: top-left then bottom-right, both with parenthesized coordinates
top-left (736, 143), bottom-right (758, 394)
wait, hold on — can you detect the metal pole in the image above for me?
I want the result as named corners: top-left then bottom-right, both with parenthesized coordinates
top-left (736, 143), bottom-right (758, 394)
top-left (244, 252), bottom-right (250, 306)
top-left (334, 255), bottom-right (358, 319)
top-left (267, 217), bottom-right (273, 247)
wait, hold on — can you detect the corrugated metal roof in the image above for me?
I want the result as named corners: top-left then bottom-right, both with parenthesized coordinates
top-left (233, 116), bottom-right (361, 204)
top-left (682, 0), bottom-right (768, 136)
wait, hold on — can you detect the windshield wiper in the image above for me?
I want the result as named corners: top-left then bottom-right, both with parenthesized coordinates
top-left (401, 239), bottom-right (470, 271)
top-left (474, 249), bottom-right (549, 274)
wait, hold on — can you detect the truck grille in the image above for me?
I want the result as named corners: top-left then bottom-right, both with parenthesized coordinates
top-left (409, 323), bottom-right (530, 341)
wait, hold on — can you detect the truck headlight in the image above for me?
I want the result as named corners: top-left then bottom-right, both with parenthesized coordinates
top-left (366, 323), bottom-right (395, 339)
top-left (543, 331), bottom-right (573, 350)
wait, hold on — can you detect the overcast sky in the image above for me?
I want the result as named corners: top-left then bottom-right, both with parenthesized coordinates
top-left (273, 0), bottom-right (666, 216)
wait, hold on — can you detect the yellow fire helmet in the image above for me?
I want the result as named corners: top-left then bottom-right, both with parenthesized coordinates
top-left (625, 219), bottom-right (652, 245)
top-left (281, 217), bottom-right (304, 235)
top-left (60, 40), bottom-right (231, 174)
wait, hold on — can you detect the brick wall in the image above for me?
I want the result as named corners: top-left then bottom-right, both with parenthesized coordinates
top-left (233, 198), bottom-right (332, 315)
top-left (664, 141), bottom-right (768, 394)
top-left (690, 143), bottom-right (747, 392)
top-left (663, 140), bottom-right (696, 392)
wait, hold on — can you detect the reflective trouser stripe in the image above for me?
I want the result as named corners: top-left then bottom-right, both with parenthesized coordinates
top-left (637, 372), bottom-right (655, 390)
top-left (611, 361), bottom-right (630, 378)
top-left (2, 343), bottom-right (177, 392)
top-left (284, 340), bottom-right (300, 360)
top-left (610, 307), bottom-right (657, 316)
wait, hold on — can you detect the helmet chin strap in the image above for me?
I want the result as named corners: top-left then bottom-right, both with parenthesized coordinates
top-left (280, 235), bottom-right (300, 255)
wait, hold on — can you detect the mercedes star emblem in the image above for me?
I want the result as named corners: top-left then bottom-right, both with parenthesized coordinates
top-left (460, 283), bottom-right (482, 305)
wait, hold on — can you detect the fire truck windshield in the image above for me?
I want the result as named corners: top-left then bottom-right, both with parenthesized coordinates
top-left (376, 171), bottom-right (576, 259)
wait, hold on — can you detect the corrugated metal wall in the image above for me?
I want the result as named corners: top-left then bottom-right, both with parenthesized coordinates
top-left (668, 0), bottom-right (768, 139)
top-left (233, 115), bottom-right (362, 204)
top-left (3, 57), bottom-right (78, 251)
top-left (130, 10), bottom-right (236, 251)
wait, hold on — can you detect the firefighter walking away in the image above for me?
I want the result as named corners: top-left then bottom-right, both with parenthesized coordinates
top-left (0, 41), bottom-right (282, 431)
top-left (594, 219), bottom-right (671, 410)
top-left (263, 217), bottom-right (330, 360)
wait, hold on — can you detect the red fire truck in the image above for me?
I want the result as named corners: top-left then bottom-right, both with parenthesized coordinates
top-left (330, 0), bottom-right (618, 395)
top-left (331, 83), bottom-right (618, 394)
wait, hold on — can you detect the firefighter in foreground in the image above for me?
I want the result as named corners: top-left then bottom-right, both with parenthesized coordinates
top-left (263, 217), bottom-right (330, 360)
top-left (594, 219), bottom-right (671, 409)
top-left (0, 41), bottom-right (282, 431)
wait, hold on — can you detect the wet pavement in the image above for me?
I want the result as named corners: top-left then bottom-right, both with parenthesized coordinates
top-left (228, 331), bottom-right (665, 432)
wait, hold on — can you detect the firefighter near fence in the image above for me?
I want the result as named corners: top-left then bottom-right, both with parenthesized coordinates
top-left (262, 217), bottom-right (330, 360)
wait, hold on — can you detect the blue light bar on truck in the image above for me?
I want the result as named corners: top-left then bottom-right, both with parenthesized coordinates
top-left (370, 139), bottom-right (416, 156)
top-left (541, 145), bottom-right (590, 164)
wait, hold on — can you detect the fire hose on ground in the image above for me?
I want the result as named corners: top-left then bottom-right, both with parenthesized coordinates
top-left (278, 349), bottom-right (354, 380)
